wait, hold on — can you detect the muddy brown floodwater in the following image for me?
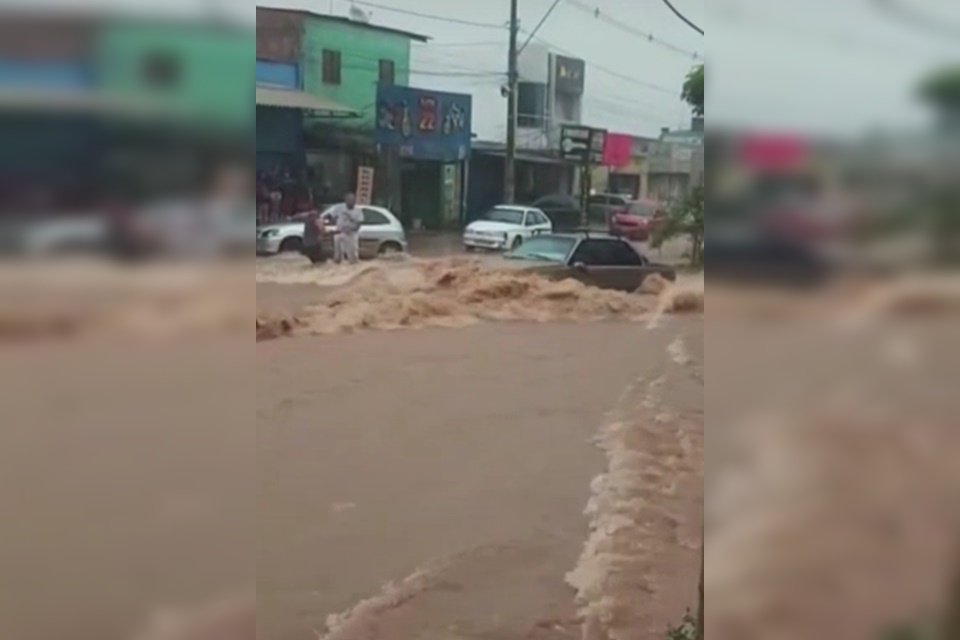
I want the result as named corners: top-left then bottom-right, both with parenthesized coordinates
top-left (257, 310), bottom-right (703, 640)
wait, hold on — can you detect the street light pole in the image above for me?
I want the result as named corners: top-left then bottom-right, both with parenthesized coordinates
top-left (504, 0), bottom-right (519, 204)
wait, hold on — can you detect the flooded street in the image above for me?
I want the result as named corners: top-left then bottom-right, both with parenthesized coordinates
top-left (256, 254), bottom-right (703, 640)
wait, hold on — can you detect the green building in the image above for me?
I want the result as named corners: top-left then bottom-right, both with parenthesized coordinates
top-left (256, 8), bottom-right (475, 227)
top-left (99, 20), bottom-right (253, 132)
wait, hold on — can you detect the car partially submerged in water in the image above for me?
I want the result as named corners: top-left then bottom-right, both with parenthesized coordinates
top-left (499, 232), bottom-right (676, 292)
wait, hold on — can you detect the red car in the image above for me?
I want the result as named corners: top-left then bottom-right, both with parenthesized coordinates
top-left (608, 199), bottom-right (665, 242)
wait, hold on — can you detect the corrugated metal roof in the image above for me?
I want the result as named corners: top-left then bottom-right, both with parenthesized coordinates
top-left (256, 7), bottom-right (429, 42)
top-left (255, 87), bottom-right (359, 117)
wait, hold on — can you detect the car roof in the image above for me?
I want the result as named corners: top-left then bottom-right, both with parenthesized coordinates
top-left (532, 231), bottom-right (622, 241)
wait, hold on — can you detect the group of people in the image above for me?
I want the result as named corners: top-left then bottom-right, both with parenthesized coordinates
top-left (256, 167), bottom-right (327, 224)
top-left (302, 192), bottom-right (364, 265)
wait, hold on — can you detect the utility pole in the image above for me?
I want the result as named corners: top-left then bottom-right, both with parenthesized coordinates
top-left (504, 0), bottom-right (519, 204)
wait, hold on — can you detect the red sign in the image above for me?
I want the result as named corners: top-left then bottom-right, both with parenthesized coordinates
top-left (738, 134), bottom-right (807, 171)
top-left (602, 133), bottom-right (632, 168)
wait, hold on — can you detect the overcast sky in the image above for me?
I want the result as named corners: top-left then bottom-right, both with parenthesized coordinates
top-left (259, 0), bottom-right (959, 139)
top-left (14, 0), bottom-right (960, 138)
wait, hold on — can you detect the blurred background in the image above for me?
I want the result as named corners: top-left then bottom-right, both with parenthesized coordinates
top-left (708, 0), bottom-right (960, 282)
top-left (708, 2), bottom-right (960, 640)
top-left (0, 2), bottom-right (253, 259)
top-left (0, 4), bottom-right (255, 640)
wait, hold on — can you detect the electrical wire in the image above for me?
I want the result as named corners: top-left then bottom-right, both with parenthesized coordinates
top-left (418, 41), bottom-right (505, 48)
top-left (523, 31), bottom-right (680, 96)
top-left (565, 0), bottom-right (702, 59)
top-left (659, 0), bottom-right (704, 35)
top-left (350, 0), bottom-right (507, 30)
top-left (519, 0), bottom-right (565, 53)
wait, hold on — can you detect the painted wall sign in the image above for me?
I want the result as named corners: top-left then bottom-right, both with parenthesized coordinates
top-left (554, 55), bottom-right (585, 96)
top-left (356, 166), bottom-right (375, 205)
top-left (376, 85), bottom-right (472, 162)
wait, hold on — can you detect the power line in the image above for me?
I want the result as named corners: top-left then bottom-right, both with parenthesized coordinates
top-left (418, 41), bottom-right (505, 48)
top-left (565, 0), bottom-right (702, 59)
top-left (659, 0), bottom-right (704, 35)
top-left (324, 50), bottom-right (505, 76)
top-left (350, 0), bottom-right (507, 30)
top-left (519, 0), bottom-right (565, 53)
top-left (524, 32), bottom-right (680, 97)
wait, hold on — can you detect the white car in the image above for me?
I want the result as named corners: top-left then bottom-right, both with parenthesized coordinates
top-left (463, 205), bottom-right (553, 251)
top-left (256, 205), bottom-right (407, 258)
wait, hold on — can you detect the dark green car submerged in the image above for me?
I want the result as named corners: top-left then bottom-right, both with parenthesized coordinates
top-left (500, 232), bottom-right (676, 292)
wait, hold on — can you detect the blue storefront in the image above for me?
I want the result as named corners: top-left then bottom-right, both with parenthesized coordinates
top-left (375, 85), bottom-right (472, 229)
top-left (255, 60), bottom-right (303, 173)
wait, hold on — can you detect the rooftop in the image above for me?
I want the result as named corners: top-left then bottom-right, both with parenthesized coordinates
top-left (256, 6), bottom-right (429, 42)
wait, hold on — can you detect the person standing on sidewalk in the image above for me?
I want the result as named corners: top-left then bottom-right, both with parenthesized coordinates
top-left (331, 192), bottom-right (363, 264)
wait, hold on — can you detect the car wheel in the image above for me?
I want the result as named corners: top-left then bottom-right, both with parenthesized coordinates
top-left (279, 236), bottom-right (303, 253)
top-left (510, 235), bottom-right (523, 250)
top-left (378, 241), bottom-right (404, 256)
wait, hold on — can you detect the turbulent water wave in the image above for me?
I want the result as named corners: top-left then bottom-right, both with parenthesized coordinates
top-left (256, 261), bottom-right (703, 340)
top-left (567, 340), bottom-right (704, 640)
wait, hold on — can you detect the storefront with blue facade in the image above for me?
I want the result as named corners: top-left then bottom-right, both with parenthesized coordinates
top-left (375, 85), bottom-right (472, 229)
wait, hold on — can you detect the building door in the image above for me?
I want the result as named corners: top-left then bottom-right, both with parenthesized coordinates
top-left (400, 161), bottom-right (441, 229)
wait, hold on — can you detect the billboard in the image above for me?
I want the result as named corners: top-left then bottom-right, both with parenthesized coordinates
top-left (375, 85), bottom-right (472, 162)
top-left (554, 55), bottom-right (585, 96)
top-left (561, 125), bottom-right (606, 165)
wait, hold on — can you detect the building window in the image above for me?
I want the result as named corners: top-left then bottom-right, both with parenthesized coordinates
top-left (517, 82), bottom-right (546, 128)
top-left (141, 52), bottom-right (180, 89)
top-left (322, 49), bottom-right (341, 85)
top-left (378, 59), bottom-right (395, 86)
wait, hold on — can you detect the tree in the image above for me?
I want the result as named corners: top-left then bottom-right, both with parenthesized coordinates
top-left (652, 185), bottom-right (704, 268)
top-left (682, 64), bottom-right (704, 116)
top-left (919, 65), bottom-right (960, 117)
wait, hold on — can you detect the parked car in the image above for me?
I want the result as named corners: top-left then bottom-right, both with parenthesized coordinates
top-left (1, 215), bottom-right (107, 256)
top-left (499, 232), bottom-right (675, 292)
top-left (530, 194), bottom-right (582, 230)
top-left (110, 201), bottom-right (255, 258)
top-left (463, 205), bottom-right (552, 251)
top-left (608, 199), bottom-right (666, 241)
top-left (587, 193), bottom-right (634, 225)
top-left (256, 205), bottom-right (407, 259)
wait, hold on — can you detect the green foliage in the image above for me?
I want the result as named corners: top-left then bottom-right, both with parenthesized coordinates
top-left (919, 65), bottom-right (960, 114)
top-left (682, 64), bottom-right (704, 116)
top-left (881, 621), bottom-right (940, 640)
top-left (665, 610), bottom-right (697, 640)
top-left (652, 186), bottom-right (704, 268)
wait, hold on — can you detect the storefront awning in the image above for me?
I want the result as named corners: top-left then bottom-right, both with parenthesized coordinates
top-left (256, 87), bottom-right (359, 118)
top-left (474, 148), bottom-right (568, 165)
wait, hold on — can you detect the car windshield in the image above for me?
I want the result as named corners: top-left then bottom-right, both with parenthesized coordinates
top-left (483, 207), bottom-right (525, 225)
top-left (504, 236), bottom-right (576, 262)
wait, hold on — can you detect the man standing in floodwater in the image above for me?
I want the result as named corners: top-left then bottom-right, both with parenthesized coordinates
top-left (330, 192), bottom-right (363, 264)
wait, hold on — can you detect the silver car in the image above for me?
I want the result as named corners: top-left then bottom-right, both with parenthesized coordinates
top-left (256, 205), bottom-right (407, 259)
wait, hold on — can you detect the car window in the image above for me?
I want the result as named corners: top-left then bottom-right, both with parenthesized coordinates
top-left (482, 207), bottom-right (525, 225)
top-left (524, 211), bottom-right (538, 226)
top-left (571, 239), bottom-right (644, 266)
top-left (587, 195), bottom-right (609, 206)
top-left (362, 208), bottom-right (390, 226)
top-left (504, 236), bottom-right (576, 262)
